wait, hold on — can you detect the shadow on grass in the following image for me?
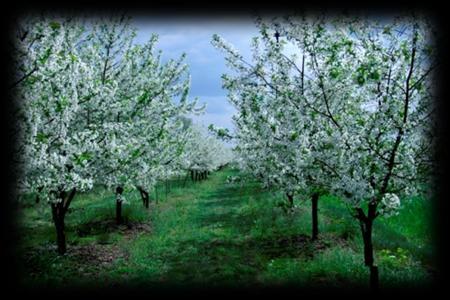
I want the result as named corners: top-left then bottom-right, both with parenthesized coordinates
top-left (74, 218), bottom-right (151, 238)
top-left (150, 233), bottom-right (343, 285)
top-left (199, 194), bottom-right (247, 208)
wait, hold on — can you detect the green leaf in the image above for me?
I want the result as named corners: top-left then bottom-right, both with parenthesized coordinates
top-left (39, 48), bottom-right (52, 65)
top-left (138, 90), bottom-right (149, 104)
top-left (131, 149), bottom-right (141, 158)
top-left (74, 152), bottom-right (91, 166)
top-left (36, 132), bottom-right (49, 143)
top-left (415, 81), bottom-right (423, 91)
top-left (290, 132), bottom-right (298, 142)
top-left (369, 70), bottom-right (380, 81)
top-left (401, 42), bottom-right (410, 60)
top-left (357, 75), bottom-right (365, 86)
top-left (26, 75), bottom-right (40, 85)
top-left (55, 96), bottom-right (69, 113)
top-left (329, 68), bottom-right (340, 79)
top-left (49, 21), bottom-right (61, 30)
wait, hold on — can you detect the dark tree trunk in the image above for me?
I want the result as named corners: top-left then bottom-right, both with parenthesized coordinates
top-left (138, 187), bottom-right (149, 208)
top-left (116, 199), bottom-right (123, 224)
top-left (115, 186), bottom-right (124, 224)
top-left (50, 188), bottom-right (76, 255)
top-left (361, 219), bottom-right (379, 291)
top-left (358, 201), bottom-right (379, 291)
top-left (35, 186), bottom-right (44, 203)
top-left (51, 203), bottom-right (66, 255)
top-left (286, 192), bottom-right (294, 208)
top-left (54, 217), bottom-right (66, 254)
top-left (183, 171), bottom-right (189, 187)
top-left (361, 219), bottom-right (374, 267)
top-left (311, 193), bottom-right (319, 240)
top-left (143, 190), bottom-right (149, 208)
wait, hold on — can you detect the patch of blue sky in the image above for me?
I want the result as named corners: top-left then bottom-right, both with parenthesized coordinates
top-left (131, 15), bottom-right (259, 133)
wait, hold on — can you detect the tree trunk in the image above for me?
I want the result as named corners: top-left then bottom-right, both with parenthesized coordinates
top-left (55, 217), bottom-right (66, 254)
top-left (183, 171), bottom-right (189, 187)
top-left (286, 192), bottom-right (294, 208)
top-left (115, 186), bottom-right (124, 224)
top-left (359, 201), bottom-right (379, 291)
top-left (311, 193), bottom-right (319, 240)
top-left (51, 203), bottom-right (66, 255)
top-left (361, 221), bottom-right (379, 291)
top-left (35, 186), bottom-right (43, 203)
top-left (143, 190), bottom-right (149, 208)
top-left (138, 187), bottom-right (149, 209)
top-left (362, 220), bottom-right (374, 267)
top-left (116, 199), bottom-right (122, 224)
top-left (50, 188), bottom-right (76, 255)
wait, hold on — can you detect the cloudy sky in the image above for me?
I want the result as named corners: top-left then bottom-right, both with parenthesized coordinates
top-left (132, 15), bottom-right (260, 133)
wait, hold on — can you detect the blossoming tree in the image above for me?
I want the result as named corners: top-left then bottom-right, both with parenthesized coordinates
top-left (82, 17), bottom-right (202, 222)
top-left (213, 14), bottom-right (436, 289)
top-left (13, 17), bottom-right (99, 254)
top-left (183, 123), bottom-right (234, 181)
top-left (13, 15), bottom-right (206, 251)
top-left (212, 20), bottom-right (336, 240)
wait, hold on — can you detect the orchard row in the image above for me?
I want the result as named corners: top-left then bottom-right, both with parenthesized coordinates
top-left (12, 16), bottom-right (232, 255)
top-left (211, 14), bottom-right (437, 289)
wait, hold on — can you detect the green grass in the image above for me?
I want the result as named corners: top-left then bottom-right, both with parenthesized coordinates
top-left (18, 167), bottom-right (435, 289)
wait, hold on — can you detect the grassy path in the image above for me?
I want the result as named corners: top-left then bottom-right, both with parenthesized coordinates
top-left (118, 167), bottom-right (270, 287)
top-left (20, 167), bottom-right (433, 289)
